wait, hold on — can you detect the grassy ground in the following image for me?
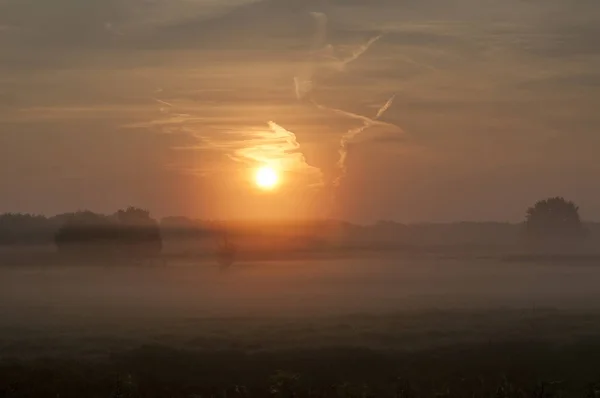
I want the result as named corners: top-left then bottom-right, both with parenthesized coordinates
top-left (5, 342), bottom-right (600, 397)
top-left (4, 310), bottom-right (600, 397)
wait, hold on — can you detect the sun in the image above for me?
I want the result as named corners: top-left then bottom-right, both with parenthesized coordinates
top-left (255, 166), bottom-right (279, 190)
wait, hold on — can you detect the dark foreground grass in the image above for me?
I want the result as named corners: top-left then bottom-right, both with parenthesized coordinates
top-left (4, 341), bottom-right (600, 397)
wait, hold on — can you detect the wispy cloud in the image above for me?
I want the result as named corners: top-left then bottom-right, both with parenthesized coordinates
top-left (233, 121), bottom-right (324, 188)
top-left (129, 104), bottom-right (325, 187)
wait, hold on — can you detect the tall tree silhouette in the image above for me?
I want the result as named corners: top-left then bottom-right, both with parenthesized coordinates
top-left (524, 197), bottom-right (586, 241)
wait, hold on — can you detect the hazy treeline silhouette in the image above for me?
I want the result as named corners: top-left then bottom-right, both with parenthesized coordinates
top-left (0, 197), bottom-right (597, 252)
top-left (54, 207), bottom-right (162, 255)
top-left (0, 213), bottom-right (59, 245)
top-left (525, 197), bottom-right (588, 241)
top-left (0, 208), bottom-right (162, 257)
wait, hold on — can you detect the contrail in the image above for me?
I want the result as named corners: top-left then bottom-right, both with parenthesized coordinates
top-left (294, 12), bottom-right (384, 100)
top-left (153, 98), bottom-right (173, 107)
top-left (295, 11), bottom-right (402, 191)
top-left (153, 98), bottom-right (174, 114)
top-left (311, 99), bottom-right (402, 133)
top-left (335, 123), bottom-right (368, 187)
top-left (334, 34), bottom-right (383, 71)
top-left (293, 12), bottom-right (328, 100)
top-left (375, 95), bottom-right (395, 119)
top-left (316, 95), bottom-right (400, 187)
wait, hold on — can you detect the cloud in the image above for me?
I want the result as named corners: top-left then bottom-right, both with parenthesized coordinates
top-left (232, 121), bottom-right (324, 188)
top-left (128, 101), bottom-right (325, 187)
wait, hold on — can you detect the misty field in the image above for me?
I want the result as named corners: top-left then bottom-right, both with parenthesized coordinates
top-left (3, 252), bottom-right (600, 397)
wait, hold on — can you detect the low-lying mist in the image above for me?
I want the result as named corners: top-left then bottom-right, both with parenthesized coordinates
top-left (2, 252), bottom-right (600, 328)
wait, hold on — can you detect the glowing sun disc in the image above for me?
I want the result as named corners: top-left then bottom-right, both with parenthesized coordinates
top-left (255, 166), bottom-right (278, 190)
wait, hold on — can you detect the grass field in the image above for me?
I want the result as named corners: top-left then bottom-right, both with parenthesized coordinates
top-left (2, 252), bottom-right (600, 397)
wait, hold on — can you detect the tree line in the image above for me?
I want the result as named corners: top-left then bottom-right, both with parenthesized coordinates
top-left (0, 197), bottom-right (592, 251)
top-left (0, 207), bottom-right (162, 253)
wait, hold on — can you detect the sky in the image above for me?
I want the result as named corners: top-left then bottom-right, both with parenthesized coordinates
top-left (1, 0), bottom-right (599, 222)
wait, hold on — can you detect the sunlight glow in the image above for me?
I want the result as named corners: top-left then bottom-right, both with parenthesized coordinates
top-left (255, 166), bottom-right (279, 190)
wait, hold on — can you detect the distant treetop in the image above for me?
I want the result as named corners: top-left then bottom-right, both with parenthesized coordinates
top-left (524, 197), bottom-right (587, 242)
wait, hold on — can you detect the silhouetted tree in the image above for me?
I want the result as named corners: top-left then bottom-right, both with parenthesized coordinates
top-left (55, 208), bottom-right (162, 257)
top-left (524, 197), bottom-right (587, 242)
top-left (115, 207), bottom-right (153, 225)
top-left (0, 213), bottom-right (56, 244)
top-left (54, 211), bottom-right (114, 249)
top-left (113, 207), bottom-right (162, 254)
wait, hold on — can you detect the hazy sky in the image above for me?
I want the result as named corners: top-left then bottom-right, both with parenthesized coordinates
top-left (1, 0), bottom-right (599, 222)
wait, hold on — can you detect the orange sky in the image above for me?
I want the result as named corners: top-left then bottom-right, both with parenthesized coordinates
top-left (1, 0), bottom-right (600, 222)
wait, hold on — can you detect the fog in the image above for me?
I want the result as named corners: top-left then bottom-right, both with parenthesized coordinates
top-left (2, 255), bottom-right (599, 328)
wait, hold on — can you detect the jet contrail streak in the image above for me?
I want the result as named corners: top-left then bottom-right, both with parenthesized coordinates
top-left (375, 95), bottom-right (395, 119)
top-left (295, 11), bottom-right (402, 193)
top-left (336, 34), bottom-right (383, 70)
top-left (294, 12), bottom-right (384, 100)
top-left (316, 95), bottom-right (400, 187)
top-left (311, 99), bottom-right (403, 133)
top-left (153, 98), bottom-right (173, 107)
